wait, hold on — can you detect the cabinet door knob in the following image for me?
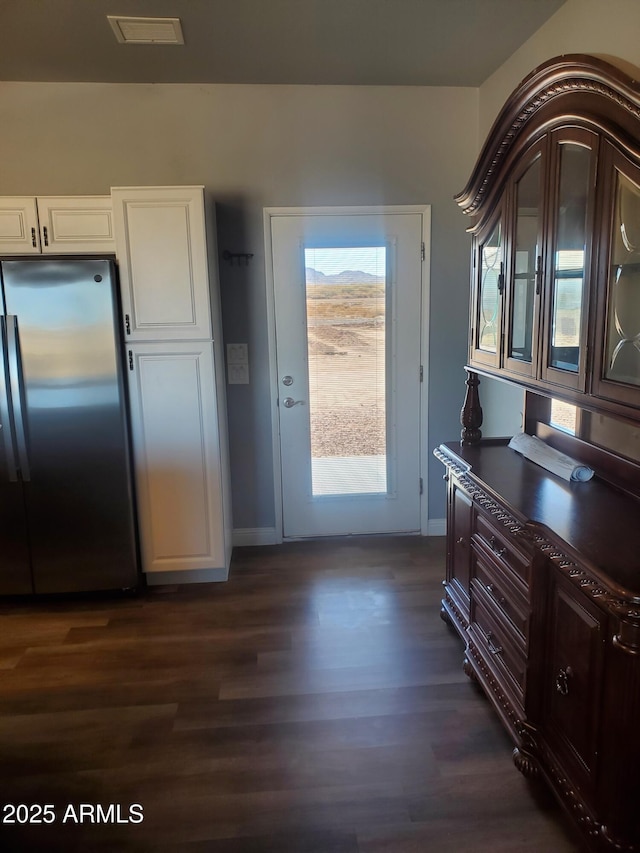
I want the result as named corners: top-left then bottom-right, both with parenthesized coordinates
top-left (456, 536), bottom-right (465, 546)
top-left (555, 666), bottom-right (573, 695)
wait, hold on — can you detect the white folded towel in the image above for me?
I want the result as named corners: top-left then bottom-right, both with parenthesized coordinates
top-left (508, 432), bottom-right (594, 482)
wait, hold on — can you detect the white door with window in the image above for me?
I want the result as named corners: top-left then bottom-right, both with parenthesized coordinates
top-left (268, 208), bottom-right (426, 538)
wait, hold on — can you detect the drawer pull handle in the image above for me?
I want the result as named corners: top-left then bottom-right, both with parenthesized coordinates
top-left (487, 632), bottom-right (503, 656)
top-left (489, 536), bottom-right (507, 558)
top-left (556, 666), bottom-right (573, 696)
top-left (486, 583), bottom-right (506, 605)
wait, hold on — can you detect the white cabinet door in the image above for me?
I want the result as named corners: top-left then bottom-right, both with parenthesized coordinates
top-left (127, 341), bottom-right (228, 575)
top-left (112, 186), bottom-right (212, 341)
top-left (0, 196), bottom-right (115, 255)
top-left (0, 197), bottom-right (40, 253)
top-left (37, 196), bottom-right (115, 253)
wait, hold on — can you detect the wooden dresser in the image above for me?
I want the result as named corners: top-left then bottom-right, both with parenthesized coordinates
top-left (438, 55), bottom-right (640, 852)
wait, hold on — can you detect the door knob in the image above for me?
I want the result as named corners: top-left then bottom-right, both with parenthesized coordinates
top-left (283, 397), bottom-right (304, 408)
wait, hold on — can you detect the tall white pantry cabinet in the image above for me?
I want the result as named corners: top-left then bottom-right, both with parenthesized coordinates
top-left (111, 186), bottom-right (232, 582)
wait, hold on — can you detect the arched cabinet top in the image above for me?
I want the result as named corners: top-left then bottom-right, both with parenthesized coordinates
top-left (455, 54), bottom-right (640, 222)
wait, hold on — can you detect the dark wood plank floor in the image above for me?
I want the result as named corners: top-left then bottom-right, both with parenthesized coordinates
top-left (0, 536), bottom-right (581, 851)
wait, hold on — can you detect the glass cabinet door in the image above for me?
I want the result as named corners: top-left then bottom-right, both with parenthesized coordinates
top-left (592, 145), bottom-right (640, 406)
top-left (504, 141), bottom-right (545, 377)
top-left (542, 129), bottom-right (597, 390)
top-left (471, 213), bottom-right (504, 368)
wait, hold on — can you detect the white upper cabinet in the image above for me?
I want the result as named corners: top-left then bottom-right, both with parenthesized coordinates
top-left (37, 197), bottom-right (115, 253)
top-left (111, 186), bottom-right (212, 341)
top-left (0, 196), bottom-right (115, 254)
top-left (0, 197), bottom-right (41, 253)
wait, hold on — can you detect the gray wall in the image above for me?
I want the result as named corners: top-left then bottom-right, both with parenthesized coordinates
top-left (0, 81), bottom-right (478, 528)
top-left (480, 0), bottom-right (640, 138)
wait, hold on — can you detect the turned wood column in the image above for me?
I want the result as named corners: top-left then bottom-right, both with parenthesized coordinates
top-left (460, 370), bottom-right (482, 445)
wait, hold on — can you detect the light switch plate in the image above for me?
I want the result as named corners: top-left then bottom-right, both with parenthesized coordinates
top-left (227, 343), bottom-right (248, 364)
top-left (228, 363), bottom-right (250, 385)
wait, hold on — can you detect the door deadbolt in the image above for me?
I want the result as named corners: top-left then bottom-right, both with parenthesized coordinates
top-left (282, 375), bottom-right (294, 386)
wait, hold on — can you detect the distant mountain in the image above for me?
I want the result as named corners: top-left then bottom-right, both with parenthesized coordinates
top-left (305, 267), bottom-right (384, 285)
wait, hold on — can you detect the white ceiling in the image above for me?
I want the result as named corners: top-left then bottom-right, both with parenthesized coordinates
top-left (0, 0), bottom-right (566, 86)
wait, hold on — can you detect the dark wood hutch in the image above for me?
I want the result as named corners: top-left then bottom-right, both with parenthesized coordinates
top-left (436, 55), bottom-right (640, 852)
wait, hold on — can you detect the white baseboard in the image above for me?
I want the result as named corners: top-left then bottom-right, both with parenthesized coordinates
top-left (426, 517), bottom-right (447, 537)
top-left (145, 566), bottom-right (229, 586)
top-left (234, 525), bottom-right (444, 544)
top-left (233, 527), bottom-right (280, 547)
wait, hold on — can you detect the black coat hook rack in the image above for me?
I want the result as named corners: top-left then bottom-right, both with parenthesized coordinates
top-left (223, 250), bottom-right (254, 266)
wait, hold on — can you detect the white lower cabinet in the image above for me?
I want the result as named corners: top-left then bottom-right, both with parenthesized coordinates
top-left (127, 341), bottom-right (231, 577)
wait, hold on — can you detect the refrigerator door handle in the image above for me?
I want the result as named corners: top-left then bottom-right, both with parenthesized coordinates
top-left (0, 316), bottom-right (18, 482)
top-left (6, 315), bottom-right (30, 482)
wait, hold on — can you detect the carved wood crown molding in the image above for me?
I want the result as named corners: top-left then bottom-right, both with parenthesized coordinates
top-left (455, 54), bottom-right (640, 217)
top-left (434, 444), bottom-right (640, 655)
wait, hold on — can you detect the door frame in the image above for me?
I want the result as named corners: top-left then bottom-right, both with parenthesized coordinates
top-left (264, 205), bottom-right (432, 542)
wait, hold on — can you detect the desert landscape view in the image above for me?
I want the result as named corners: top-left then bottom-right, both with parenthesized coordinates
top-left (305, 270), bottom-right (387, 461)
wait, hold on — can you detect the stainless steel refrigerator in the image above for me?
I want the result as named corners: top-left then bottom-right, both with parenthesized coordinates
top-left (0, 257), bottom-right (138, 594)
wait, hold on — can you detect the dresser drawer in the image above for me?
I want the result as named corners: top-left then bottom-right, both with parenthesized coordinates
top-left (470, 594), bottom-right (527, 699)
top-left (471, 556), bottom-right (529, 643)
top-left (475, 513), bottom-right (531, 592)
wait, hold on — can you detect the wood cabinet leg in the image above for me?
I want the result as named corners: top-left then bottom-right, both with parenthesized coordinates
top-left (513, 747), bottom-right (539, 779)
top-left (463, 655), bottom-right (477, 680)
top-left (514, 721), bottom-right (540, 779)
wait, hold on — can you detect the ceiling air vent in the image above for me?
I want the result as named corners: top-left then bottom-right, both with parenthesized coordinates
top-left (107, 16), bottom-right (184, 45)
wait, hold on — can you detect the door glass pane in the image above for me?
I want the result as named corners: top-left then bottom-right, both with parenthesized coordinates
top-left (305, 246), bottom-right (387, 496)
top-left (478, 223), bottom-right (502, 352)
top-left (549, 143), bottom-right (590, 372)
top-left (605, 170), bottom-right (640, 386)
top-left (510, 156), bottom-right (540, 362)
